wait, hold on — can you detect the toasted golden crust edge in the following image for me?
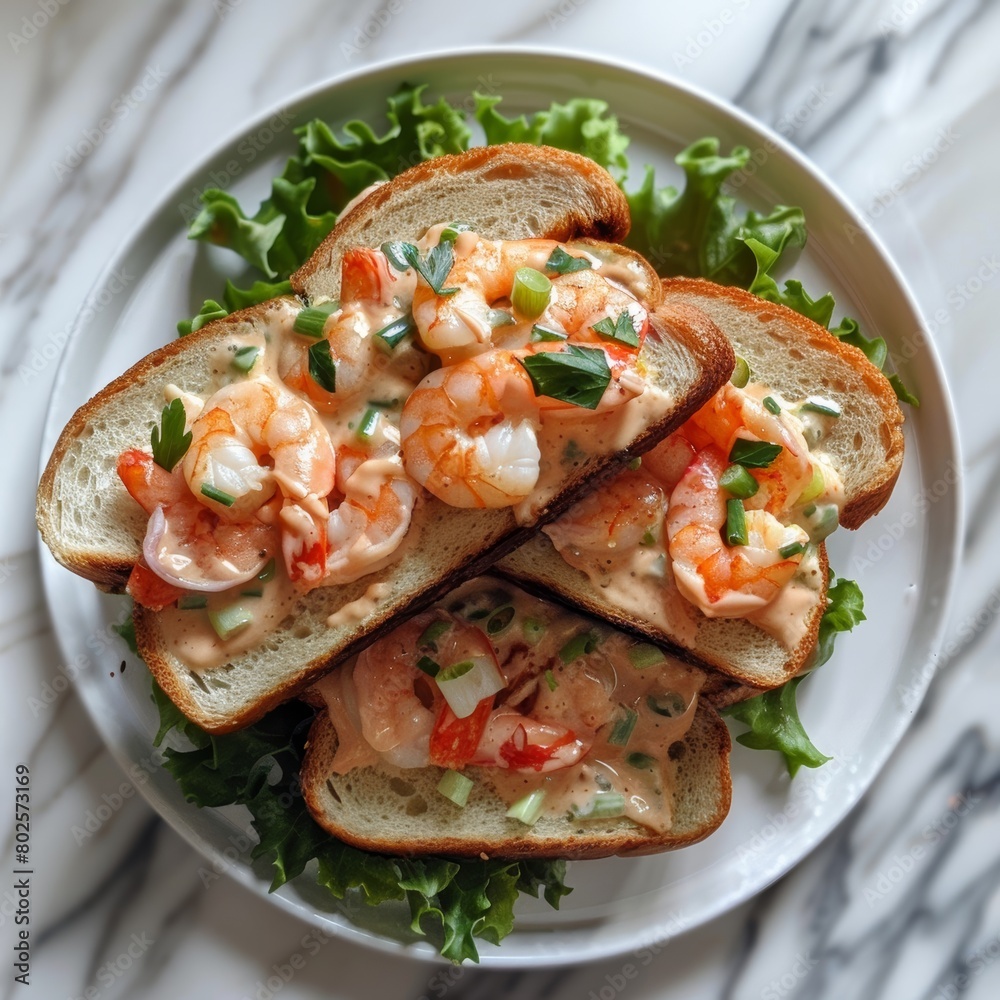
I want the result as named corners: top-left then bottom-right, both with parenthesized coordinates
top-left (291, 144), bottom-right (632, 295)
top-left (661, 277), bottom-right (905, 530)
top-left (300, 701), bottom-right (732, 860)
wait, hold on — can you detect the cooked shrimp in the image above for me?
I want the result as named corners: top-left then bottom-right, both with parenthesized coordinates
top-left (323, 453), bottom-right (417, 584)
top-left (683, 383), bottom-right (813, 513)
top-left (279, 247), bottom-right (419, 409)
top-left (183, 379), bottom-right (336, 522)
top-left (400, 350), bottom-right (542, 507)
top-left (543, 470), bottom-right (667, 574)
top-left (666, 446), bottom-right (810, 616)
top-left (352, 614), bottom-right (443, 769)
top-left (117, 450), bottom-right (278, 597)
top-left (412, 237), bottom-right (562, 353)
top-left (541, 267), bottom-right (649, 347)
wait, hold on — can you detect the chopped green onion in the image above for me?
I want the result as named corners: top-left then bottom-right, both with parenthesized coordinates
top-left (797, 465), bottom-right (826, 505)
top-left (486, 606), bottom-right (515, 635)
top-left (437, 655), bottom-right (505, 719)
top-left (626, 752), bottom-right (656, 770)
top-left (779, 541), bottom-right (807, 559)
top-left (416, 656), bottom-right (440, 677)
top-left (506, 789), bottom-right (546, 826)
top-left (374, 314), bottom-right (415, 351)
top-left (489, 309), bottom-right (515, 328)
top-left (762, 395), bottom-right (781, 414)
top-left (801, 397), bottom-right (842, 418)
top-left (559, 631), bottom-right (598, 663)
top-left (519, 344), bottom-right (611, 410)
top-left (591, 310), bottom-right (639, 348)
top-left (418, 619), bottom-right (451, 651)
top-left (731, 356), bottom-right (750, 388)
top-left (570, 792), bottom-right (626, 820)
top-left (308, 340), bottom-right (336, 392)
top-left (177, 594), bottom-right (208, 610)
top-left (628, 643), bottom-right (666, 669)
top-left (628, 456), bottom-right (642, 471)
top-left (647, 692), bottom-right (687, 717)
top-left (728, 439), bottom-right (783, 468)
top-left (437, 660), bottom-right (474, 682)
top-left (208, 603), bottom-right (253, 640)
top-left (608, 707), bottom-right (638, 746)
top-left (544, 668), bottom-right (558, 691)
top-left (356, 407), bottom-right (380, 440)
top-left (240, 587), bottom-right (263, 598)
top-left (522, 618), bottom-right (546, 645)
top-left (530, 324), bottom-right (568, 343)
top-left (201, 483), bottom-right (236, 507)
top-left (719, 463), bottom-right (759, 499)
top-left (725, 498), bottom-right (748, 546)
top-left (439, 222), bottom-right (472, 243)
top-left (512, 267), bottom-right (552, 319)
top-left (803, 503), bottom-right (817, 518)
top-left (231, 345), bottom-right (259, 373)
top-left (293, 302), bottom-right (338, 338)
top-left (640, 528), bottom-right (656, 546)
top-left (437, 769), bottom-right (474, 807)
top-left (257, 558), bottom-right (276, 582)
top-left (545, 246), bottom-right (591, 275)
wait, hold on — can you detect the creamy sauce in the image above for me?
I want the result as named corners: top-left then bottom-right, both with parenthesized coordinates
top-left (314, 577), bottom-right (705, 834)
top-left (327, 582), bottom-right (392, 629)
top-left (544, 379), bottom-right (848, 650)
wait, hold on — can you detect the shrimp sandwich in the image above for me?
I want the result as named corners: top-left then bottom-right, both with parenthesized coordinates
top-left (36, 144), bottom-right (735, 733)
top-left (500, 278), bottom-right (905, 695)
top-left (300, 576), bottom-right (733, 859)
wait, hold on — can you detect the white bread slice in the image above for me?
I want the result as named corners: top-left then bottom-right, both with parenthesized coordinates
top-left (300, 700), bottom-right (731, 860)
top-left (37, 148), bottom-right (734, 732)
top-left (498, 277), bottom-right (903, 690)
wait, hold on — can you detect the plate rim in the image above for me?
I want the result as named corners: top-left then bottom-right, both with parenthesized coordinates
top-left (36, 44), bottom-right (964, 968)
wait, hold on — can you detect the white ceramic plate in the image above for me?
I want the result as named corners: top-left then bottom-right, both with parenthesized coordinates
top-left (38, 49), bottom-right (961, 967)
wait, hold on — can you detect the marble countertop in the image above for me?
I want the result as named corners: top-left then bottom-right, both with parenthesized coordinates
top-left (4, 0), bottom-right (999, 997)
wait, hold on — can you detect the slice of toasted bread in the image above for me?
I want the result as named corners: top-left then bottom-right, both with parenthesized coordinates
top-left (37, 148), bottom-right (734, 732)
top-left (498, 276), bottom-right (903, 690)
top-left (301, 697), bottom-right (731, 860)
top-left (293, 144), bottom-right (632, 303)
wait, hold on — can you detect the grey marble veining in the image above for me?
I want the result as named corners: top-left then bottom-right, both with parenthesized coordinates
top-left (4, 0), bottom-right (1000, 997)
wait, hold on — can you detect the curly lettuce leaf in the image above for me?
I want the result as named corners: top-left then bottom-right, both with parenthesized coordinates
top-left (723, 574), bottom-right (865, 774)
top-left (297, 84), bottom-right (471, 206)
top-left (723, 678), bottom-right (831, 777)
top-left (474, 94), bottom-right (629, 179)
top-left (178, 279), bottom-right (293, 336)
top-left (153, 682), bottom-right (570, 962)
top-left (623, 139), bottom-right (807, 283)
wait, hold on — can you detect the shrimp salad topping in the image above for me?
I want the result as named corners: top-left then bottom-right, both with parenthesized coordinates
top-left (117, 227), bottom-right (666, 646)
top-left (313, 578), bottom-right (705, 833)
top-left (544, 376), bottom-right (846, 647)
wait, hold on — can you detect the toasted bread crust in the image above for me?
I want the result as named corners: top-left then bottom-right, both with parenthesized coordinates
top-left (300, 701), bottom-right (732, 860)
